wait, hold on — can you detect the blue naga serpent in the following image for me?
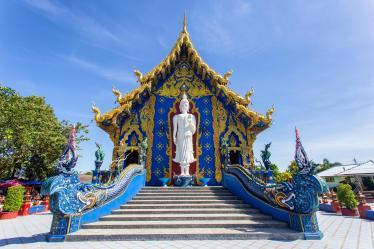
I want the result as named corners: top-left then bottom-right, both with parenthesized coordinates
top-left (224, 128), bottom-right (328, 214)
top-left (269, 128), bottom-right (329, 213)
top-left (41, 126), bottom-right (144, 215)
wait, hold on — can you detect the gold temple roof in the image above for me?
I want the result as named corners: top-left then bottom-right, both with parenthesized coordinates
top-left (93, 15), bottom-right (274, 137)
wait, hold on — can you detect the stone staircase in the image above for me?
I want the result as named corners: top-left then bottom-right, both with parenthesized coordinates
top-left (66, 186), bottom-right (303, 241)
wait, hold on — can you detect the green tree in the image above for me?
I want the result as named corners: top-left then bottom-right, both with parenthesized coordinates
top-left (0, 85), bottom-right (89, 180)
top-left (61, 120), bottom-right (89, 149)
top-left (3, 185), bottom-right (25, 212)
top-left (269, 163), bottom-right (280, 180)
top-left (337, 183), bottom-right (358, 209)
top-left (315, 158), bottom-right (342, 174)
top-left (275, 171), bottom-right (293, 183)
top-left (273, 160), bottom-right (298, 183)
top-left (287, 160), bottom-right (298, 176)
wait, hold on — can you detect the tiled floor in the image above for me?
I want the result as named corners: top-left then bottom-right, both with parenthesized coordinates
top-left (0, 212), bottom-right (373, 249)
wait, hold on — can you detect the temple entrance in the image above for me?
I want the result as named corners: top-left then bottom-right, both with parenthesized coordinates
top-left (123, 150), bottom-right (139, 168)
top-left (229, 150), bottom-right (242, 165)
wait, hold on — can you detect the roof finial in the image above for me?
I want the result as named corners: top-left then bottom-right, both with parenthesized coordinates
top-left (182, 12), bottom-right (187, 33)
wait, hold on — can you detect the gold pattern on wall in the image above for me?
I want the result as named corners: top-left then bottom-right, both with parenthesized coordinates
top-left (224, 120), bottom-right (246, 146)
top-left (224, 115), bottom-right (250, 164)
top-left (212, 96), bottom-right (227, 182)
top-left (119, 125), bottom-right (143, 155)
top-left (156, 61), bottom-right (211, 97)
top-left (248, 129), bottom-right (256, 168)
top-left (232, 113), bottom-right (251, 168)
top-left (216, 100), bottom-right (227, 133)
top-left (112, 112), bottom-right (143, 170)
top-left (234, 113), bottom-right (248, 144)
top-left (140, 95), bottom-right (156, 182)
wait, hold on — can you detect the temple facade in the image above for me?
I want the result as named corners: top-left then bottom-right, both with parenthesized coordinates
top-left (43, 17), bottom-right (328, 241)
top-left (92, 17), bottom-right (274, 186)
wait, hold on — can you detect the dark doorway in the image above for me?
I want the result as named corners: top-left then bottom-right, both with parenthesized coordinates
top-left (123, 150), bottom-right (139, 168)
top-left (229, 150), bottom-right (241, 165)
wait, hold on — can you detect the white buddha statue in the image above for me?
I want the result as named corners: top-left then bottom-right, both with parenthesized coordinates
top-left (172, 93), bottom-right (196, 176)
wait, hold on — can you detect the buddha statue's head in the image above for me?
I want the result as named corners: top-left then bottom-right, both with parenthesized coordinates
top-left (180, 93), bottom-right (190, 113)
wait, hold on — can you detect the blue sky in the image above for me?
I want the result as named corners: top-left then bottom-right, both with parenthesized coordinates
top-left (1, 0), bottom-right (374, 172)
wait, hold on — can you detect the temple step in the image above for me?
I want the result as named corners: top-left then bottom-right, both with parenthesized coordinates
top-left (140, 186), bottom-right (225, 190)
top-left (66, 227), bottom-right (304, 241)
top-left (139, 187), bottom-right (228, 193)
top-left (67, 186), bottom-right (301, 241)
top-left (132, 195), bottom-right (239, 200)
top-left (136, 192), bottom-right (233, 196)
top-left (120, 203), bottom-right (251, 209)
top-left (112, 208), bottom-right (260, 214)
top-left (81, 219), bottom-right (287, 229)
top-left (127, 199), bottom-right (243, 204)
top-left (99, 213), bottom-right (272, 221)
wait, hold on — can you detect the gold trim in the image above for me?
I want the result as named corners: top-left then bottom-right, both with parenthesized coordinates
top-left (212, 96), bottom-right (222, 182)
top-left (155, 61), bottom-right (211, 98)
top-left (118, 125), bottom-right (143, 157)
top-left (140, 95), bottom-right (155, 182)
top-left (248, 130), bottom-right (256, 168)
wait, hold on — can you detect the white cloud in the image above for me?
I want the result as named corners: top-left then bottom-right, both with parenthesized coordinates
top-left (190, 0), bottom-right (253, 55)
top-left (63, 55), bottom-right (135, 83)
top-left (24, 0), bottom-right (119, 43)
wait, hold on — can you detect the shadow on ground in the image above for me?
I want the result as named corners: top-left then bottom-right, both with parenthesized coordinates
top-left (0, 233), bottom-right (47, 246)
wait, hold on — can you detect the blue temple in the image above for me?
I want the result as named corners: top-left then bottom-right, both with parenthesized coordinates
top-left (42, 17), bottom-right (329, 241)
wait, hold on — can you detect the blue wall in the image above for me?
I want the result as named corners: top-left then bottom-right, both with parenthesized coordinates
top-left (148, 94), bottom-right (174, 186)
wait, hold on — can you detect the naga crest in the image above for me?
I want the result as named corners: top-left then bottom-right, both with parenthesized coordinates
top-left (260, 142), bottom-right (272, 170)
top-left (95, 142), bottom-right (105, 162)
top-left (272, 128), bottom-right (329, 213)
top-left (57, 126), bottom-right (78, 174)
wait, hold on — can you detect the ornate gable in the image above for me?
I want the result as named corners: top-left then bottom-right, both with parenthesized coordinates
top-left (92, 15), bottom-right (274, 139)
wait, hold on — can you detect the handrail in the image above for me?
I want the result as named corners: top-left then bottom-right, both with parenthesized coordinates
top-left (42, 164), bottom-right (145, 242)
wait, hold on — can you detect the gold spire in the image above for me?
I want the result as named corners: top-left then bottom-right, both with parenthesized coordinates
top-left (182, 12), bottom-right (187, 33)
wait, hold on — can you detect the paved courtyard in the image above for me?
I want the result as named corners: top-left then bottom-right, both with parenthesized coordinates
top-left (0, 211), bottom-right (373, 249)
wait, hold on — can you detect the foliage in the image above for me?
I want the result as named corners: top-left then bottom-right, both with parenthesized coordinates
top-left (315, 158), bottom-right (342, 174)
top-left (275, 171), bottom-right (293, 183)
top-left (254, 165), bottom-right (263, 170)
top-left (270, 163), bottom-right (280, 177)
top-left (3, 185), bottom-right (25, 212)
top-left (0, 85), bottom-right (89, 180)
top-left (362, 177), bottom-right (374, 191)
top-left (287, 160), bottom-right (298, 176)
top-left (340, 176), bottom-right (357, 190)
top-left (337, 183), bottom-right (358, 209)
top-left (61, 120), bottom-right (89, 149)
